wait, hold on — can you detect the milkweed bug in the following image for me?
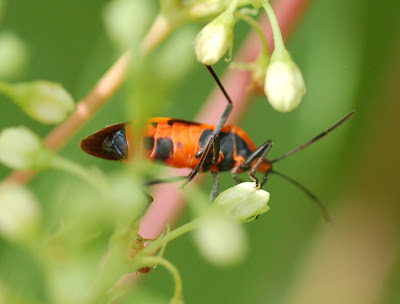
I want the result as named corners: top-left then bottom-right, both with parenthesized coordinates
top-left (81, 65), bottom-right (355, 220)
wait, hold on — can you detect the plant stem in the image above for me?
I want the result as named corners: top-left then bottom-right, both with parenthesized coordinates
top-left (263, 1), bottom-right (285, 52)
top-left (136, 219), bottom-right (200, 258)
top-left (140, 256), bottom-right (183, 303)
top-left (235, 10), bottom-right (269, 55)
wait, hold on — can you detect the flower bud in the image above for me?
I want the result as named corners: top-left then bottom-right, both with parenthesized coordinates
top-left (194, 214), bottom-right (247, 266)
top-left (264, 50), bottom-right (306, 112)
top-left (0, 81), bottom-right (74, 124)
top-left (0, 184), bottom-right (41, 242)
top-left (213, 182), bottom-right (270, 222)
top-left (194, 9), bottom-right (235, 65)
top-left (103, 0), bottom-right (155, 50)
top-left (0, 127), bottom-right (53, 170)
top-left (0, 31), bottom-right (28, 79)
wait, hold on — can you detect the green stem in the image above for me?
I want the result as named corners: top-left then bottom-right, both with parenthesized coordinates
top-left (140, 256), bottom-right (183, 303)
top-left (235, 10), bottom-right (269, 55)
top-left (262, 1), bottom-right (286, 52)
top-left (136, 219), bottom-right (200, 259)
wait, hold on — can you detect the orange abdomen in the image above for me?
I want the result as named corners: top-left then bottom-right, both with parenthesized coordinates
top-left (139, 119), bottom-right (213, 168)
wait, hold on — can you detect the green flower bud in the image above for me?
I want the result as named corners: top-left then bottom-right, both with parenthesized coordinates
top-left (103, 0), bottom-right (155, 50)
top-left (0, 127), bottom-right (53, 170)
top-left (194, 9), bottom-right (235, 65)
top-left (194, 214), bottom-right (247, 266)
top-left (0, 184), bottom-right (41, 242)
top-left (0, 81), bottom-right (74, 124)
top-left (264, 50), bottom-right (306, 112)
top-left (0, 31), bottom-right (28, 79)
top-left (213, 182), bottom-right (270, 222)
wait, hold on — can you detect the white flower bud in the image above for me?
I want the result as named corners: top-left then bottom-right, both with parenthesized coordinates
top-left (0, 81), bottom-right (74, 124)
top-left (194, 9), bottom-right (235, 65)
top-left (264, 50), bottom-right (306, 112)
top-left (194, 214), bottom-right (247, 266)
top-left (213, 182), bottom-right (270, 222)
top-left (0, 184), bottom-right (41, 242)
top-left (0, 127), bottom-right (53, 170)
top-left (16, 81), bottom-right (74, 123)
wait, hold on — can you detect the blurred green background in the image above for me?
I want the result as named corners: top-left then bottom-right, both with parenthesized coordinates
top-left (0, 0), bottom-right (399, 303)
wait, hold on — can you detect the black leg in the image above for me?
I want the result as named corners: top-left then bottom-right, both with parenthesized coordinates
top-left (237, 140), bottom-right (273, 171)
top-left (210, 170), bottom-right (219, 201)
top-left (260, 170), bottom-right (271, 188)
top-left (180, 137), bottom-right (215, 189)
top-left (183, 65), bottom-right (233, 187)
top-left (248, 140), bottom-right (273, 188)
top-left (211, 136), bottom-right (221, 164)
top-left (231, 171), bottom-right (244, 184)
top-left (231, 140), bottom-right (273, 188)
top-left (144, 176), bottom-right (187, 186)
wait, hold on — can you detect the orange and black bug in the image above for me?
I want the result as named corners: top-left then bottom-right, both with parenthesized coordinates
top-left (80, 65), bottom-right (355, 220)
top-left (81, 113), bottom-right (355, 221)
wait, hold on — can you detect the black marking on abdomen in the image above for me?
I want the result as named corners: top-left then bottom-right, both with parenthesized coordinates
top-left (233, 133), bottom-right (253, 158)
top-left (144, 136), bottom-right (155, 151)
top-left (155, 137), bottom-right (174, 161)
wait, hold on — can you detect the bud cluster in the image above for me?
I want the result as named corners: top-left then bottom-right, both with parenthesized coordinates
top-left (186, 0), bottom-right (307, 112)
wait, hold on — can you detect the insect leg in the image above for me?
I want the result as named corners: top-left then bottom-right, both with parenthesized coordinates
top-left (248, 140), bottom-right (273, 188)
top-left (210, 170), bottom-right (219, 201)
top-left (144, 176), bottom-right (187, 186)
top-left (260, 170), bottom-right (271, 188)
top-left (180, 138), bottom-right (214, 189)
top-left (211, 135), bottom-right (221, 164)
top-left (231, 171), bottom-right (244, 184)
top-left (237, 140), bottom-right (273, 171)
top-left (184, 65), bottom-right (233, 187)
top-left (197, 65), bottom-right (233, 158)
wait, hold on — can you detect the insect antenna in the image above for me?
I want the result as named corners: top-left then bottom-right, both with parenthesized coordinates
top-left (271, 170), bottom-right (331, 222)
top-left (270, 110), bottom-right (355, 164)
